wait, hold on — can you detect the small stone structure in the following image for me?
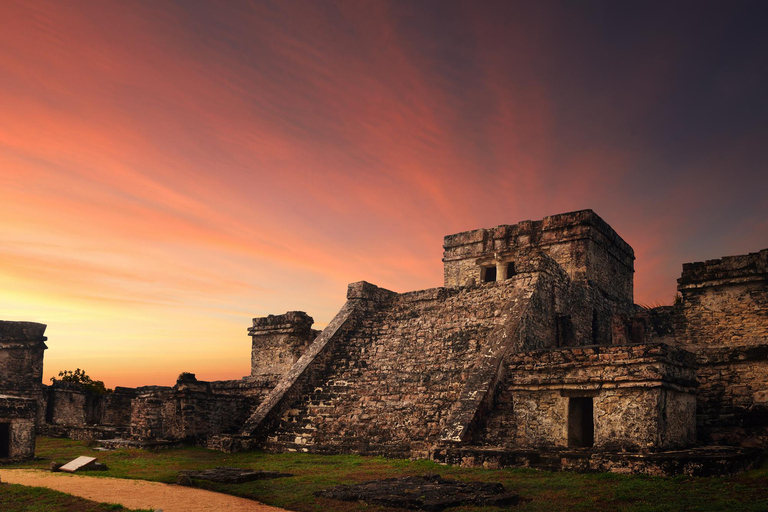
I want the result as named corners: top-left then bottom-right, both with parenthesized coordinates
top-left (0, 394), bottom-right (37, 460)
top-left (0, 321), bottom-right (47, 461)
top-left (249, 312), bottom-right (319, 380)
top-left (2, 210), bottom-right (766, 475)
top-left (499, 343), bottom-right (697, 451)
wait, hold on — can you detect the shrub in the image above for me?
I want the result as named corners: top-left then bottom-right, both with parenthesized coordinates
top-left (51, 368), bottom-right (112, 394)
top-left (177, 372), bottom-right (197, 382)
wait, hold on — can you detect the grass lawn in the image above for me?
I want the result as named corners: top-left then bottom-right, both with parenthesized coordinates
top-left (0, 483), bottom-right (152, 512)
top-left (4, 437), bottom-right (768, 512)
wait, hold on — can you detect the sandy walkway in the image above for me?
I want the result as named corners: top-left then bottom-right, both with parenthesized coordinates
top-left (0, 469), bottom-right (290, 512)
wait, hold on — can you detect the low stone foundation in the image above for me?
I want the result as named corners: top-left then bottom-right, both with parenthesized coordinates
top-left (206, 433), bottom-right (261, 453)
top-left (315, 474), bottom-right (520, 511)
top-left (432, 445), bottom-right (763, 476)
top-left (40, 424), bottom-right (129, 441)
top-left (98, 438), bottom-right (182, 450)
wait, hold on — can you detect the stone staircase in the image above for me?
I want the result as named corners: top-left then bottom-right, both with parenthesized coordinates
top-left (261, 282), bottom-right (532, 456)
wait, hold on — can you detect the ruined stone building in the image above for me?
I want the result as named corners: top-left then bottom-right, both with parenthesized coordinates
top-left (0, 321), bottom-right (47, 460)
top-left (2, 210), bottom-right (767, 474)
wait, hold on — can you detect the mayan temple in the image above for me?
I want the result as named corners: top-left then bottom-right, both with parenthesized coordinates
top-left (2, 210), bottom-right (767, 475)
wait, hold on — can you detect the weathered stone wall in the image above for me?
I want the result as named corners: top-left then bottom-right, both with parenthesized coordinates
top-left (0, 322), bottom-right (47, 393)
top-left (483, 344), bottom-right (697, 451)
top-left (595, 388), bottom-right (695, 450)
top-left (676, 249), bottom-right (768, 348)
top-left (694, 348), bottom-right (768, 447)
top-left (210, 377), bottom-right (277, 399)
top-left (249, 311), bottom-right (319, 379)
top-left (0, 321), bottom-right (47, 427)
top-left (46, 386), bottom-right (89, 426)
top-left (130, 386), bottom-right (175, 440)
top-left (44, 382), bottom-right (134, 428)
top-left (101, 387), bottom-right (137, 426)
top-left (0, 395), bottom-right (37, 460)
top-left (509, 391), bottom-right (565, 448)
top-left (661, 249), bottom-right (768, 447)
top-left (442, 210), bottom-right (634, 307)
top-left (662, 388), bottom-right (698, 447)
top-left (129, 380), bottom-right (260, 442)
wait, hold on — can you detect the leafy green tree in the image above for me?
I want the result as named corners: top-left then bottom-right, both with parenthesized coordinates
top-left (51, 368), bottom-right (112, 394)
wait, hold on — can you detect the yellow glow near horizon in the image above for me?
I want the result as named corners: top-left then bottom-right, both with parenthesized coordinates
top-left (2, 0), bottom-right (765, 390)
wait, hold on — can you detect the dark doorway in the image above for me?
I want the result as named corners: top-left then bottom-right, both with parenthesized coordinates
top-left (506, 262), bottom-right (516, 279)
top-left (482, 266), bottom-right (497, 283)
top-left (0, 423), bottom-right (10, 458)
top-left (568, 397), bottom-right (594, 448)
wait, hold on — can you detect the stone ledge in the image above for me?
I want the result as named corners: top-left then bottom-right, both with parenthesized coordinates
top-left (679, 248), bottom-right (768, 287)
top-left (0, 321), bottom-right (47, 342)
top-left (248, 311), bottom-right (314, 336)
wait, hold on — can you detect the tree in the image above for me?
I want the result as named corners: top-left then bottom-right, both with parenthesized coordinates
top-left (52, 368), bottom-right (112, 394)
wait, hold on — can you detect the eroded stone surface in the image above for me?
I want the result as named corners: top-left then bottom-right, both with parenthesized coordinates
top-left (315, 474), bottom-right (519, 511)
top-left (179, 467), bottom-right (292, 484)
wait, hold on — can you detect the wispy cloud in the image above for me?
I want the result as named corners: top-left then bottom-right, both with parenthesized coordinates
top-left (1, 0), bottom-right (765, 386)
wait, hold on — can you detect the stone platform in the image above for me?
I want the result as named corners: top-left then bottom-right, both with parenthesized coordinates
top-left (432, 445), bottom-right (763, 476)
top-left (315, 473), bottom-right (519, 511)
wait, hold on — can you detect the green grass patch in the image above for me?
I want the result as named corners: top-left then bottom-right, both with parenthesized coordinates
top-left (6, 437), bottom-right (768, 512)
top-left (0, 483), bottom-right (152, 512)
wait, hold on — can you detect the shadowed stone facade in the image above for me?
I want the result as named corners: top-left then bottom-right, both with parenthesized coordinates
top-left (0, 321), bottom-right (47, 461)
top-left (4, 210), bottom-right (767, 475)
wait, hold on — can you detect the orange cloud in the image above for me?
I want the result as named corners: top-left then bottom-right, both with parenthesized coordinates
top-left (1, 1), bottom-right (764, 386)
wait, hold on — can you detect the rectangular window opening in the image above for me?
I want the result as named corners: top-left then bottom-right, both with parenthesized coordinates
top-left (568, 397), bottom-right (594, 448)
top-left (0, 423), bottom-right (10, 458)
top-left (482, 266), bottom-right (497, 283)
top-left (506, 262), bottom-right (516, 279)
top-left (591, 310), bottom-right (600, 345)
top-left (556, 315), bottom-right (574, 347)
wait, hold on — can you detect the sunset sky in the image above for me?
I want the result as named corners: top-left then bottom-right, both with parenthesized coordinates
top-left (1, 0), bottom-right (766, 388)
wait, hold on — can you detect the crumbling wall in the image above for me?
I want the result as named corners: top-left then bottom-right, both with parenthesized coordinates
top-left (671, 249), bottom-right (768, 446)
top-left (44, 382), bottom-right (135, 430)
top-left (677, 250), bottom-right (768, 347)
top-left (130, 387), bottom-right (176, 440)
top-left (129, 379), bottom-right (259, 442)
top-left (101, 387), bottom-right (137, 426)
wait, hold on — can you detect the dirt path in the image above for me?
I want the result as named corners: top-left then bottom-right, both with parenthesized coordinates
top-left (0, 469), bottom-right (290, 512)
